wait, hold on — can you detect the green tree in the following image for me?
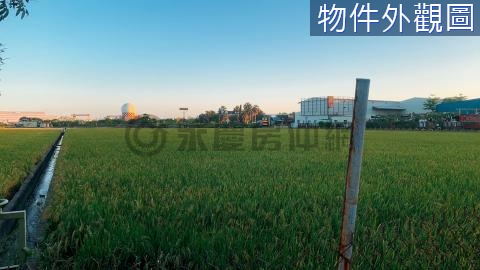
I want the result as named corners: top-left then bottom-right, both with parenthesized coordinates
top-left (0, 0), bottom-right (29, 21)
top-left (233, 105), bottom-right (241, 114)
top-left (129, 115), bottom-right (158, 128)
top-left (442, 94), bottom-right (467, 103)
top-left (198, 110), bottom-right (218, 123)
top-left (217, 106), bottom-right (227, 115)
top-left (1, 0), bottom-right (30, 80)
top-left (423, 95), bottom-right (441, 112)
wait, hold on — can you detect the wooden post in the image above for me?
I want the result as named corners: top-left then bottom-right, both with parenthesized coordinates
top-left (338, 79), bottom-right (370, 270)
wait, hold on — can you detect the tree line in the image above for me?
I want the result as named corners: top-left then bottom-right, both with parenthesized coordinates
top-left (48, 103), bottom-right (268, 128)
top-left (197, 103), bottom-right (264, 125)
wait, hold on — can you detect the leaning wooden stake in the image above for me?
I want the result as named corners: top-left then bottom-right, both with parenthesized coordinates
top-left (337, 78), bottom-right (370, 270)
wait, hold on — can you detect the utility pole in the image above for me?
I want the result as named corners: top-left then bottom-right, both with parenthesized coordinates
top-left (179, 108), bottom-right (188, 126)
top-left (337, 79), bottom-right (370, 270)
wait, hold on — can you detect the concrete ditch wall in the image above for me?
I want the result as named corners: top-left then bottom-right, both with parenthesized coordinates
top-left (0, 131), bottom-right (64, 238)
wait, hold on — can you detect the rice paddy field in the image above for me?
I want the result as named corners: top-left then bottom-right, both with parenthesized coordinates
top-left (41, 128), bottom-right (480, 269)
top-left (0, 129), bottom-right (60, 199)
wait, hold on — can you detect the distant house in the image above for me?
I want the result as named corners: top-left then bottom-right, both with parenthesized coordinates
top-left (16, 117), bottom-right (50, 128)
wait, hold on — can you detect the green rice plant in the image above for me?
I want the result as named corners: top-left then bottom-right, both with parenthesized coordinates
top-left (0, 129), bottom-right (60, 199)
top-left (42, 128), bottom-right (480, 269)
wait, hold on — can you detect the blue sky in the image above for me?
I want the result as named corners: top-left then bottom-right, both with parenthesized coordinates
top-left (0, 0), bottom-right (479, 118)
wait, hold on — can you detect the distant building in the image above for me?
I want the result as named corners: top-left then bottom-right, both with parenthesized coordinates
top-left (71, 114), bottom-right (91, 121)
top-left (435, 99), bottom-right (480, 130)
top-left (0, 111), bottom-right (54, 124)
top-left (105, 115), bottom-right (122, 120)
top-left (293, 97), bottom-right (427, 127)
top-left (138, 114), bottom-right (160, 120)
top-left (436, 98), bottom-right (480, 114)
top-left (16, 117), bottom-right (50, 128)
top-left (54, 114), bottom-right (92, 122)
top-left (121, 103), bottom-right (137, 121)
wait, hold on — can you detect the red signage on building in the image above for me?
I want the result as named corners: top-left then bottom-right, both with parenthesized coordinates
top-left (327, 96), bottom-right (334, 108)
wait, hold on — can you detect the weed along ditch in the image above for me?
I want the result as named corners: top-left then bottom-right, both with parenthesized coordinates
top-left (0, 131), bottom-right (64, 268)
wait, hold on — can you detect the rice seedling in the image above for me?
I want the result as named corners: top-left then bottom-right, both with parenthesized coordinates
top-left (42, 128), bottom-right (480, 269)
top-left (0, 129), bottom-right (60, 199)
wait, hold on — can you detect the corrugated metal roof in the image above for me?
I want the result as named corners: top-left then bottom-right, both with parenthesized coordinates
top-left (372, 106), bottom-right (405, 110)
top-left (436, 98), bottom-right (480, 113)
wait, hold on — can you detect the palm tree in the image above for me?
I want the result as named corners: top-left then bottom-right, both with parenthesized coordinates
top-left (218, 106), bottom-right (227, 115)
top-left (251, 105), bottom-right (262, 124)
top-left (233, 105), bottom-right (242, 115)
top-left (242, 103), bottom-right (253, 124)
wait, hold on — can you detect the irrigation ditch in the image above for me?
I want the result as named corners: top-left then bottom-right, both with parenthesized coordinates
top-left (0, 130), bottom-right (64, 268)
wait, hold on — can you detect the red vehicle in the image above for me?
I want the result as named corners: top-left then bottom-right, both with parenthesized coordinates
top-left (261, 116), bottom-right (270, 127)
top-left (460, 114), bottom-right (480, 129)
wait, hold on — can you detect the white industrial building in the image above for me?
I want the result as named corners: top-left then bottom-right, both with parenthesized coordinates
top-left (0, 111), bottom-right (54, 124)
top-left (293, 97), bottom-right (427, 127)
